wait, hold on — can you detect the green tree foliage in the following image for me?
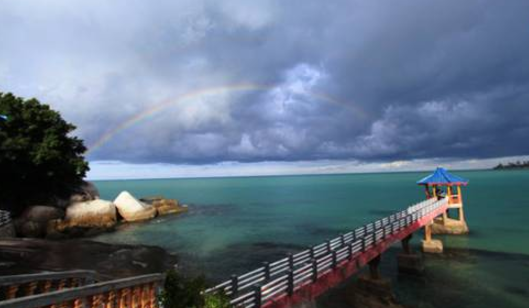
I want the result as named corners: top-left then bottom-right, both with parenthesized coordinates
top-left (160, 270), bottom-right (230, 308)
top-left (0, 92), bottom-right (89, 212)
top-left (493, 160), bottom-right (529, 170)
top-left (202, 293), bottom-right (231, 308)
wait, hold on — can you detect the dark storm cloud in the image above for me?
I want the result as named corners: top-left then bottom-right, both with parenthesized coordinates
top-left (1, 0), bottom-right (529, 164)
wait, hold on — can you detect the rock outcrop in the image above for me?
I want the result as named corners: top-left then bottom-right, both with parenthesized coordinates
top-left (11, 189), bottom-right (186, 239)
top-left (21, 206), bottom-right (65, 223)
top-left (14, 206), bottom-right (65, 238)
top-left (0, 223), bottom-right (16, 238)
top-left (141, 197), bottom-right (188, 216)
top-left (53, 181), bottom-right (101, 209)
top-left (432, 217), bottom-right (469, 235)
top-left (69, 181), bottom-right (100, 204)
top-left (46, 200), bottom-right (117, 238)
top-left (114, 192), bottom-right (157, 222)
top-left (63, 200), bottom-right (117, 228)
top-left (345, 275), bottom-right (405, 308)
top-left (0, 238), bottom-right (178, 278)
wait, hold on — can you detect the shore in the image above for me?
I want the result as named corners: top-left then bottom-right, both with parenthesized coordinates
top-left (0, 238), bottom-right (178, 279)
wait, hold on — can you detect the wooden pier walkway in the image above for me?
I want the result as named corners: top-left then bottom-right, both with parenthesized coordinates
top-left (206, 197), bottom-right (449, 308)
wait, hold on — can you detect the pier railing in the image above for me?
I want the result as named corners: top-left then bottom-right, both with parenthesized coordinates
top-left (0, 270), bottom-right (99, 300)
top-left (205, 197), bottom-right (448, 307)
top-left (0, 211), bottom-right (11, 227)
top-left (0, 274), bottom-right (165, 308)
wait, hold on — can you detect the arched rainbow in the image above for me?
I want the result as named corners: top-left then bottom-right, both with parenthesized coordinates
top-left (86, 83), bottom-right (366, 155)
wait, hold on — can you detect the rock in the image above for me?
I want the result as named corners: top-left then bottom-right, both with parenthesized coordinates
top-left (139, 196), bottom-right (165, 204)
top-left (432, 217), bottom-right (469, 235)
top-left (69, 181), bottom-right (100, 204)
top-left (17, 220), bottom-right (46, 238)
top-left (21, 206), bottom-right (65, 223)
top-left (64, 199), bottom-right (117, 229)
top-left (0, 238), bottom-right (179, 278)
top-left (422, 239), bottom-right (443, 253)
top-left (13, 206), bottom-right (64, 238)
top-left (397, 253), bottom-right (424, 275)
top-left (45, 220), bottom-right (69, 239)
top-left (345, 275), bottom-right (405, 308)
top-left (114, 191), bottom-right (157, 222)
top-left (52, 181), bottom-right (101, 209)
top-left (151, 198), bottom-right (187, 216)
top-left (45, 200), bottom-right (117, 238)
top-left (0, 222), bottom-right (16, 238)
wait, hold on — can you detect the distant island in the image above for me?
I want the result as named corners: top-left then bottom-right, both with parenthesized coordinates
top-left (493, 160), bottom-right (529, 170)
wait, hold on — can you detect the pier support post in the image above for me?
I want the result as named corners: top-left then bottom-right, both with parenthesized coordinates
top-left (368, 255), bottom-right (381, 280)
top-left (401, 234), bottom-right (412, 254)
top-left (422, 222), bottom-right (443, 253)
top-left (397, 234), bottom-right (424, 274)
top-left (347, 254), bottom-right (400, 308)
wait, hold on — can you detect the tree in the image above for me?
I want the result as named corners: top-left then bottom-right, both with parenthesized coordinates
top-left (0, 92), bottom-right (89, 213)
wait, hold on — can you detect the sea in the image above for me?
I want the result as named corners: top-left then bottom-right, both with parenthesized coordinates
top-left (93, 170), bottom-right (529, 308)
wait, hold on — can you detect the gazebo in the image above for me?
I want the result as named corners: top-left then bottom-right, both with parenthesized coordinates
top-left (417, 167), bottom-right (469, 234)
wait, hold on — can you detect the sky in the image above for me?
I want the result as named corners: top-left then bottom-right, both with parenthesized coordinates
top-left (1, 0), bottom-right (529, 179)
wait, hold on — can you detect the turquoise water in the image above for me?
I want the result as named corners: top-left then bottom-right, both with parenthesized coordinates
top-left (93, 170), bottom-right (529, 307)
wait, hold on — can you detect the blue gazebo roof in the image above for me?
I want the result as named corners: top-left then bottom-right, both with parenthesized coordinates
top-left (417, 167), bottom-right (468, 186)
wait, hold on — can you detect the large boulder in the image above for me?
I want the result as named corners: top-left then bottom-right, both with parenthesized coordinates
top-left (69, 181), bottom-right (100, 203)
top-left (64, 199), bottom-right (117, 229)
top-left (151, 198), bottom-right (187, 216)
top-left (21, 205), bottom-right (65, 223)
top-left (52, 181), bottom-right (101, 209)
top-left (0, 222), bottom-right (16, 238)
top-left (15, 220), bottom-right (46, 238)
top-left (114, 191), bottom-right (157, 222)
top-left (14, 205), bottom-right (65, 238)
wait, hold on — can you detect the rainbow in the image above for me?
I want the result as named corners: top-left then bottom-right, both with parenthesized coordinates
top-left (86, 83), bottom-right (366, 155)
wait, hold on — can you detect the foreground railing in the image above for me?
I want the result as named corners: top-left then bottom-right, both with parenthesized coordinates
top-left (0, 270), bottom-right (99, 300)
top-left (206, 197), bottom-right (447, 307)
top-left (0, 211), bottom-right (11, 227)
top-left (0, 274), bottom-right (165, 308)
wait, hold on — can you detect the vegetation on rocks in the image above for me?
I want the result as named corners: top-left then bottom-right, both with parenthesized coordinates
top-left (493, 160), bottom-right (529, 170)
top-left (0, 92), bottom-right (89, 214)
top-left (160, 270), bottom-right (230, 308)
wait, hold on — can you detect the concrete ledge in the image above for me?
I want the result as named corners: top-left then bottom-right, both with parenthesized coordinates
top-left (432, 217), bottom-right (469, 235)
top-left (422, 239), bottom-right (443, 254)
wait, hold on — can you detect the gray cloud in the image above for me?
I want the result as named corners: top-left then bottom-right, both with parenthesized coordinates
top-left (1, 0), bottom-right (528, 164)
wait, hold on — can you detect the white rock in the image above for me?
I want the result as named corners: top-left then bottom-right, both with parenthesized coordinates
top-left (114, 191), bottom-right (157, 222)
top-left (65, 199), bottom-right (117, 228)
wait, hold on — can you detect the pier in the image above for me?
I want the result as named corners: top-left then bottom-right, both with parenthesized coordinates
top-left (205, 168), bottom-right (469, 307)
top-left (0, 168), bottom-right (469, 308)
top-left (206, 197), bottom-right (449, 308)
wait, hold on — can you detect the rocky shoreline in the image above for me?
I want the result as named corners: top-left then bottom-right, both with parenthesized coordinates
top-left (11, 182), bottom-right (188, 239)
top-left (0, 183), bottom-right (187, 279)
top-left (0, 238), bottom-right (178, 279)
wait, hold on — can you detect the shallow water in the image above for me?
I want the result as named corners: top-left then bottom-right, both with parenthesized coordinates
top-left (93, 170), bottom-right (529, 307)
